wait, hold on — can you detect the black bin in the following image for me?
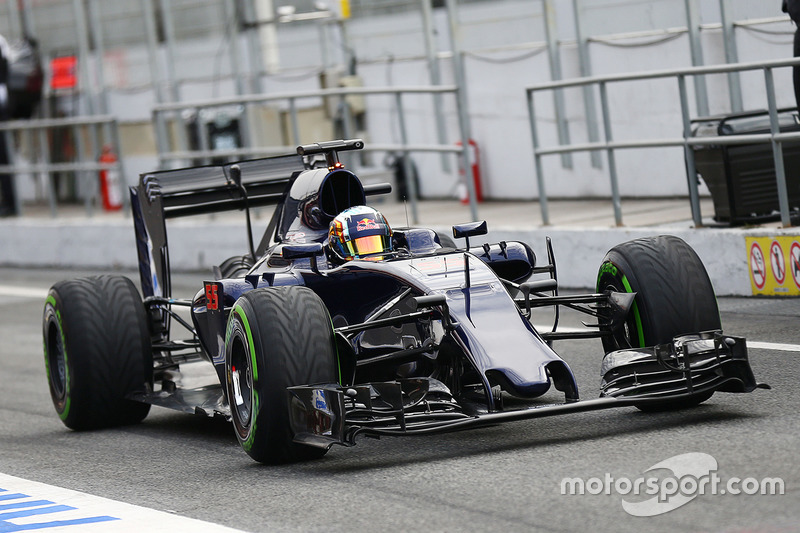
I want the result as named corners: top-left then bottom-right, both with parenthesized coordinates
top-left (691, 108), bottom-right (800, 224)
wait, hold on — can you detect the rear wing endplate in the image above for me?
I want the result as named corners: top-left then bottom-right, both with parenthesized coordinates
top-left (130, 154), bottom-right (305, 299)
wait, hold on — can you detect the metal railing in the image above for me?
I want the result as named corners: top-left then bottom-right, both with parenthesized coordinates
top-left (526, 56), bottom-right (800, 228)
top-left (151, 85), bottom-right (478, 224)
top-left (0, 115), bottom-right (125, 217)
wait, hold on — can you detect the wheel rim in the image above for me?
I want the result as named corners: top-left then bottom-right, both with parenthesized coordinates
top-left (45, 315), bottom-right (67, 400)
top-left (230, 336), bottom-right (253, 431)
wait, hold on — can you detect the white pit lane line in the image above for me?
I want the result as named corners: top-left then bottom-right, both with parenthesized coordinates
top-left (0, 286), bottom-right (49, 300)
top-left (0, 473), bottom-right (244, 533)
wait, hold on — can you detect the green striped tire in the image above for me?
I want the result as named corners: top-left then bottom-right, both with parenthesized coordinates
top-left (596, 236), bottom-right (720, 411)
top-left (42, 276), bottom-right (152, 430)
top-left (224, 286), bottom-right (338, 463)
top-left (597, 235), bottom-right (721, 351)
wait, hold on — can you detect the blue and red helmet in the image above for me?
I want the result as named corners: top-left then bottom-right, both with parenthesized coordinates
top-left (328, 206), bottom-right (392, 262)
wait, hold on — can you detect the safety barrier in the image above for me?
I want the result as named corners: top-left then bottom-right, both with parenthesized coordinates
top-left (150, 85), bottom-right (478, 224)
top-left (526, 56), bottom-right (800, 228)
top-left (0, 116), bottom-right (125, 217)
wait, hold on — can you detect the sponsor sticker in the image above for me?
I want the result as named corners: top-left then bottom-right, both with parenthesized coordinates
top-left (356, 218), bottom-right (379, 232)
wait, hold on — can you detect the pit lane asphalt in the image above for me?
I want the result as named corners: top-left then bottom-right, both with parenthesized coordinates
top-left (0, 266), bottom-right (798, 532)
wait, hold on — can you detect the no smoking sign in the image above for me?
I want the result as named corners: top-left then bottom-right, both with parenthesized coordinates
top-left (746, 236), bottom-right (800, 296)
top-left (749, 242), bottom-right (766, 290)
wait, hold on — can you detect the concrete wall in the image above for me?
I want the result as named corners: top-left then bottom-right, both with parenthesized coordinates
top-left (2, 213), bottom-right (797, 296)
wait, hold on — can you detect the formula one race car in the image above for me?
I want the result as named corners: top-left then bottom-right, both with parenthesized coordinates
top-left (42, 139), bottom-right (767, 463)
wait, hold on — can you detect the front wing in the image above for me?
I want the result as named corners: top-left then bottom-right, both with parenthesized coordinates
top-left (287, 331), bottom-right (767, 450)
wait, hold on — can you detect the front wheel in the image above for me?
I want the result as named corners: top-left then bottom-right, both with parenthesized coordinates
top-left (597, 235), bottom-right (720, 411)
top-left (224, 286), bottom-right (338, 463)
top-left (43, 275), bottom-right (152, 430)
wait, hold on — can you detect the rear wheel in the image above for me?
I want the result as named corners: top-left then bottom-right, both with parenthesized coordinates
top-left (597, 235), bottom-right (720, 410)
top-left (224, 286), bottom-right (338, 463)
top-left (43, 275), bottom-right (152, 430)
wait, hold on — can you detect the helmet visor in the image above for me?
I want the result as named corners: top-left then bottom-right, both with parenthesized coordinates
top-left (349, 234), bottom-right (389, 257)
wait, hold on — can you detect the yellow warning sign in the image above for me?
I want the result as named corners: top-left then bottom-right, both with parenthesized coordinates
top-left (746, 236), bottom-right (800, 296)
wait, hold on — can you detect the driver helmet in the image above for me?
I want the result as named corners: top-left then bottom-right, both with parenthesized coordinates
top-left (328, 205), bottom-right (392, 262)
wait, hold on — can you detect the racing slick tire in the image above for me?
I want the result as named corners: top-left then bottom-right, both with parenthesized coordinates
top-left (597, 235), bottom-right (720, 411)
top-left (224, 286), bottom-right (338, 463)
top-left (42, 275), bottom-right (153, 430)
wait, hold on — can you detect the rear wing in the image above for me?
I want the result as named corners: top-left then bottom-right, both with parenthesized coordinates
top-left (130, 154), bottom-right (305, 299)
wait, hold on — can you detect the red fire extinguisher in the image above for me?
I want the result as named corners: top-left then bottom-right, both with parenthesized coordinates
top-left (98, 145), bottom-right (122, 211)
top-left (456, 138), bottom-right (483, 204)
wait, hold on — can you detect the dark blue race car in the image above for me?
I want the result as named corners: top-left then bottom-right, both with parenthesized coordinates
top-left (42, 139), bottom-right (767, 463)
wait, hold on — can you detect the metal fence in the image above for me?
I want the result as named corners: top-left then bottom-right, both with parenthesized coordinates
top-left (0, 116), bottom-right (125, 217)
top-left (150, 84), bottom-right (479, 224)
top-left (526, 56), bottom-right (800, 229)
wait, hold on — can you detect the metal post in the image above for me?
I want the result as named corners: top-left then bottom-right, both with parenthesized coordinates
top-left (3, 129), bottom-right (22, 215)
top-left (719, 0), bottom-right (743, 113)
top-left (222, 0), bottom-right (254, 150)
top-left (72, 0), bottom-right (99, 215)
top-left (421, 0), bottom-right (451, 172)
top-left (543, 0), bottom-right (572, 169)
top-left (70, 123), bottom-right (93, 216)
top-left (18, 0), bottom-right (35, 38)
top-left (158, 0), bottom-right (181, 103)
top-left (223, 1), bottom-right (247, 97)
top-left (86, 0), bottom-right (109, 115)
top-left (110, 119), bottom-right (129, 210)
top-left (254, 0), bottom-right (280, 74)
top-left (340, 97), bottom-right (355, 169)
top-left (341, 98), bottom-right (354, 141)
top-left (764, 67), bottom-right (793, 227)
top-left (684, 0), bottom-right (709, 116)
top-left (288, 97), bottom-right (300, 146)
top-left (141, 0), bottom-right (171, 168)
top-left (318, 20), bottom-right (331, 71)
top-left (141, 0), bottom-right (162, 101)
top-left (87, 122), bottom-right (101, 211)
top-left (7, 0), bottom-right (21, 39)
top-left (37, 127), bottom-right (57, 217)
top-left (337, 16), bottom-right (355, 76)
top-left (158, 0), bottom-right (189, 165)
top-left (72, 0), bottom-right (95, 116)
top-left (395, 93), bottom-right (419, 224)
top-left (598, 82), bottom-right (623, 226)
top-left (83, 15), bottom-right (117, 206)
top-left (678, 74), bottom-right (703, 227)
top-left (27, 127), bottom-right (36, 212)
top-left (527, 90), bottom-right (550, 225)
top-left (445, 0), bottom-right (479, 221)
top-left (241, 0), bottom-right (265, 94)
top-left (197, 110), bottom-right (212, 165)
top-left (571, 0), bottom-right (602, 169)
